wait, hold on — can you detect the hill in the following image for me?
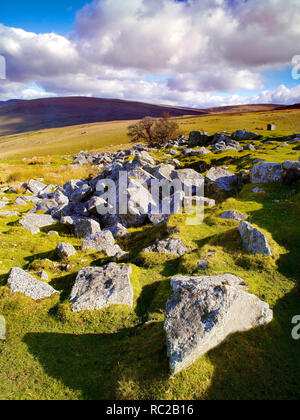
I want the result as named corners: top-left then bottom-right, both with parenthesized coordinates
top-left (0, 97), bottom-right (286, 137)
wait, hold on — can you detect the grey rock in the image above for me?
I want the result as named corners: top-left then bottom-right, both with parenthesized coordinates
top-left (27, 179), bottom-right (47, 194)
top-left (221, 211), bottom-right (247, 221)
top-left (250, 163), bottom-right (284, 184)
top-left (7, 267), bottom-right (57, 300)
top-left (239, 221), bottom-right (272, 256)
top-left (164, 274), bottom-right (273, 374)
top-left (38, 270), bottom-right (49, 281)
top-left (56, 242), bottom-right (77, 259)
top-left (14, 196), bottom-right (28, 206)
top-left (188, 131), bottom-right (209, 147)
top-left (231, 130), bottom-right (259, 141)
top-left (143, 237), bottom-right (193, 257)
top-left (205, 167), bottom-right (239, 192)
top-left (20, 214), bottom-right (57, 234)
top-left (104, 223), bottom-right (129, 238)
top-left (198, 259), bottom-right (209, 270)
top-left (0, 316), bottom-right (6, 340)
top-left (70, 263), bottom-right (133, 312)
top-left (0, 211), bottom-right (18, 217)
top-left (74, 218), bottom-right (101, 238)
top-left (283, 160), bottom-right (300, 171)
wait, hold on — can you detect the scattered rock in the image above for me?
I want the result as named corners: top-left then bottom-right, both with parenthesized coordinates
top-left (20, 214), bottom-right (57, 234)
top-left (74, 218), bottom-right (101, 238)
top-left (56, 242), bottom-right (77, 259)
top-left (198, 259), bottom-right (209, 270)
top-left (70, 263), bottom-right (133, 312)
top-left (164, 274), bottom-right (273, 374)
top-left (38, 270), bottom-right (49, 281)
top-left (238, 221), bottom-right (272, 256)
top-left (205, 167), bottom-right (239, 193)
top-left (221, 210), bottom-right (247, 221)
top-left (0, 316), bottom-right (6, 340)
top-left (143, 238), bottom-right (193, 257)
top-left (188, 131), bottom-right (209, 147)
top-left (7, 267), bottom-right (58, 300)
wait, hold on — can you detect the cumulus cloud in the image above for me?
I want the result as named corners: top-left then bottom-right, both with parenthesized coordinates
top-left (0, 0), bottom-right (299, 107)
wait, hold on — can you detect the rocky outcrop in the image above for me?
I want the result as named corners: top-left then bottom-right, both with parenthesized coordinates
top-left (238, 221), bottom-right (272, 256)
top-left (7, 267), bottom-right (58, 300)
top-left (250, 163), bottom-right (284, 184)
top-left (188, 131), bottom-right (209, 147)
top-left (164, 274), bottom-right (273, 374)
top-left (70, 263), bottom-right (133, 312)
top-left (231, 130), bottom-right (259, 141)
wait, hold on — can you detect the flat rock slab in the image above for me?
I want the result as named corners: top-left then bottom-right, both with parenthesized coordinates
top-left (164, 274), bottom-right (273, 374)
top-left (221, 210), bottom-right (247, 221)
top-left (70, 263), bottom-right (133, 312)
top-left (143, 238), bottom-right (193, 257)
top-left (7, 267), bottom-right (58, 300)
top-left (239, 221), bottom-right (272, 256)
top-left (20, 214), bottom-right (57, 234)
top-left (0, 211), bottom-right (18, 217)
top-left (0, 316), bottom-right (6, 340)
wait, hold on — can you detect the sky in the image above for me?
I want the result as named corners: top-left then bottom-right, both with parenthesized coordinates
top-left (0, 0), bottom-right (299, 108)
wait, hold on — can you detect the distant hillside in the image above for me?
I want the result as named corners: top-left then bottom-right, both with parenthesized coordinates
top-left (0, 97), bottom-right (208, 136)
top-left (0, 96), bottom-right (287, 137)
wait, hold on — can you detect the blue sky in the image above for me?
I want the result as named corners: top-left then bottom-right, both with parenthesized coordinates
top-left (0, 0), bottom-right (299, 107)
top-left (0, 0), bottom-right (88, 34)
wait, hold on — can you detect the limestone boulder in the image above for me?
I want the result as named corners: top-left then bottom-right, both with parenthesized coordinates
top-left (164, 274), bottom-right (273, 374)
top-left (70, 263), bottom-right (133, 312)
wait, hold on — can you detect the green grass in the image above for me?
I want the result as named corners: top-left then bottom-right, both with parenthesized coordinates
top-left (0, 111), bottom-right (300, 400)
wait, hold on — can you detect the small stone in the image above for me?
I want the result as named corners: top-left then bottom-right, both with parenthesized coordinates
top-left (56, 242), bottom-right (77, 259)
top-left (0, 316), bottom-right (6, 340)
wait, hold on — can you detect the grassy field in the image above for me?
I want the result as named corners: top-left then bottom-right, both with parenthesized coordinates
top-left (0, 107), bottom-right (299, 161)
top-left (0, 110), bottom-right (300, 400)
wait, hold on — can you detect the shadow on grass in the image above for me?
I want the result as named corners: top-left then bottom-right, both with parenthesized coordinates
top-left (23, 322), bottom-right (168, 400)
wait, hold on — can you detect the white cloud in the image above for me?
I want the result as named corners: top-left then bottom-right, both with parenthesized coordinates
top-left (0, 0), bottom-right (299, 107)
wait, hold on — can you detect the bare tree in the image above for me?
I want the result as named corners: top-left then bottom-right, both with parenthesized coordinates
top-left (128, 113), bottom-right (179, 147)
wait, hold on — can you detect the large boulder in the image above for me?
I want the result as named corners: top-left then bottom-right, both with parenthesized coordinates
top-left (20, 214), bottom-right (57, 234)
top-left (205, 167), bottom-right (239, 193)
top-left (164, 274), bottom-right (273, 374)
top-left (238, 221), bottom-right (272, 256)
top-left (231, 130), bottom-right (259, 141)
top-left (70, 263), bottom-right (133, 312)
top-left (143, 237), bottom-right (193, 257)
top-left (188, 131), bottom-right (209, 147)
top-left (7, 267), bottom-right (58, 300)
top-left (250, 163), bottom-right (283, 184)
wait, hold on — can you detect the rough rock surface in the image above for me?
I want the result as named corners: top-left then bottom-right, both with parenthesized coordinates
top-left (74, 218), bottom-right (101, 238)
top-left (56, 242), bottom-right (77, 259)
top-left (250, 163), bottom-right (284, 184)
top-left (70, 263), bottom-right (133, 312)
top-left (221, 210), bottom-right (247, 221)
top-left (205, 167), bottom-right (239, 193)
top-left (7, 267), bottom-right (58, 300)
top-left (81, 231), bottom-right (126, 257)
top-left (143, 238), bottom-right (193, 257)
top-left (0, 315), bottom-right (5, 340)
top-left (164, 274), bottom-right (273, 374)
top-left (238, 221), bottom-right (272, 256)
top-left (20, 214), bottom-right (57, 234)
